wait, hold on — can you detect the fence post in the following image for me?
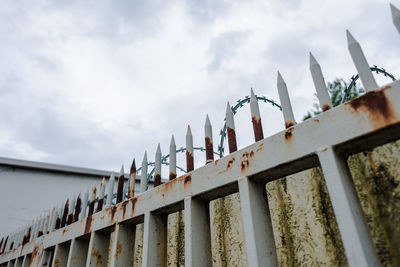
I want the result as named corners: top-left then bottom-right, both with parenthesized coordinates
top-left (317, 146), bottom-right (379, 266)
top-left (109, 224), bottom-right (135, 267)
top-left (184, 196), bottom-right (212, 267)
top-left (142, 211), bottom-right (167, 267)
top-left (238, 176), bottom-right (278, 267)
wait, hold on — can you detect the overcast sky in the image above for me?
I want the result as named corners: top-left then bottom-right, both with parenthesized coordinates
top-left (0, 0), bottom-right (399, 175)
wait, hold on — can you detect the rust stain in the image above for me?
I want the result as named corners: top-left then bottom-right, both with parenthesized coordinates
top-left (96, 198), bottom-right (104, 213)
top-left (314, 119), bottom-right (320, 123)
top-left (154, 173), bottom-right (161, 187)
top-left (110, 206), bottom-right (117, 223)
top-left (227, 126), bottom-right (238, 153)
top-left (226, 157), bottom-right (235, 171)
top-left (240, 151), bottom-right (252, 173)
top-left (205, 136), bottom-right (214, 163)
top-left (285, 121), bottom-right (295, 129)
top-left (74, 196), bottom-right (82, 222)
top-left (121, 200), bottom-right (128, 220)
top-left (256, 143), bottom-right (263, 152)
top-left (55, 217), bottom-right (61, 230)
top-left (61, 199), bottom-right (69, 228)
top-left (169, 171), bottom-right (177, 180)
top-left (186, 151), bottom-right (194, 172)
top-left (117, 175), bottom-right (124, 203)
top-left (116, 241), bottom-right (123, 257)
top-left (130, 197), bottom-right (137, 214)
top-left (252, 116), bottom-right (264, 141)
top-left (88, 201), bottom-right (95, 216)
top-left (284, 127), bottom-right (294, 140)
top-left (91, 249), bottom-right (102, 265)
top-left (84, 216), bottom-right (92, 235)
top-left (347, 90), bottom-right (397, 128)
top-left (184, 174), bottom-right (192, 187)
top-left (29, 244), bottom-right (39, 267)
top-left (322, 104), bottom-right (332, 112)
top-left (250, 151), bottom-right (254, 158)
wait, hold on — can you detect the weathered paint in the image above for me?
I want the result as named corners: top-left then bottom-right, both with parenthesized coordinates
top-left (250, 89), bottom-right (264, 142)
top-left (117, 165), bottom-right (125, 203)
top-left (129, 159), bottom-right (136, 198)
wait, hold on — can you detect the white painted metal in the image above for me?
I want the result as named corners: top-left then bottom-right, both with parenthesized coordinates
top-left (186, 126), bottom-right (193, 159)
top-left (346, 30), bottom-right (378, 92)
top-left (142, 211), bottom-right (167, 267)
top-left (86, 231), bottom-right (109, 267)
top-left (277, 71), bottom-right (296, 126)
top-left (391, 3), bottom-right (400, 34)
top-left (317, 146), bottom-right (379, 267)
top-left (184, 196), bottom-right (212, 267)
top-left (249, 88), bottom-right (261, 119)
top-left (225, 102), bottom-right (235, 130)
top-left (155, 144), bottom-right (161, 179)
top-left (21, 254), bottom-right (31, 267)
top-left (106, 172), bottom-right (115, 207)
top-left (238, 176), bottom-right (278, 267)
top-left (80, 190), bottom-right (89, 220)
top-left (66, 238), bottom-right (89, 267)
top-left (140, 152), bottom-right (148, 193)
top-left (309, 52), bottom-right (332, 110)
top-left (51, 242), bottom-right (69, 267)
top-left (109, 224), bottom-right (135, 267)
top-left (169, 135), bottom-right (176, 177)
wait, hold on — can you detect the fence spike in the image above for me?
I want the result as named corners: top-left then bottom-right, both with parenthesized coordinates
top-left (205, 114), bottom-right (214, 164)
top-left (169, 135), bottom-right (177, 180)
top-left (50, 206), bottom-right (58, 231)
top-left (97, 178), bottom-right (106, 212)
top-left (226, 102), bottom-right (237, 153)
top-left (309, 52), bottom-right (332, 111)
top-left (140, 152), bottom-right (148, 193)
top-left (67, 195), bottom-right (76, 225)
top-left (154, 144), bottom-right (162, 187)
top-left (250, 89), bottom-right (264, 141)
top-left (391, 3), bottom-right (400, 34)
top-left (106, 172), bottom-right (115, 206)
top-left (80, 188), bottom-right (89, 220)
top-left (277, 71), bottom-right (296, 128)
top-left (73, 193), bottom-right (82, 222)
top-left (88, 185), bottom-right (97, 216)
top-left (346, 29), bottom-right (378, 92)
top-left (117, 164), bottom-right (125, 203)
top-left (60, 198), bottom-right (69, 228)
top-left (129, 159), bottom-right (136, 198)
top-left (186, 125), bottom-right (194, 172)
top-left (37, 215), bottom-right (44, 237)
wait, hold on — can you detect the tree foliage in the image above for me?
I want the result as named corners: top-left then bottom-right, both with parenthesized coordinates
top-left (303, 78), bottom-right (365, 120)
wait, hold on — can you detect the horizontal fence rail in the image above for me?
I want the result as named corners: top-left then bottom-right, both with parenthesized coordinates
top-left (1, 3), bottom-right (400, 267)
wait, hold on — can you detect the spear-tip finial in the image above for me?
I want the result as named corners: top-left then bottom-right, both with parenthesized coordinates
top-left (277, 71), bottom-right (285, 85)
top-left (309, 52), bottom-right (318, 67)
top-left (186, 125), bottom-right (192, 136)
top-left (346, 29), bottom-right (358, 46)
top-left (130, 158), bottom-right (136, 174)
top-left (170, 134), bottom-right (176, 146)
top-left (250, 88), bottom-right (256, 101)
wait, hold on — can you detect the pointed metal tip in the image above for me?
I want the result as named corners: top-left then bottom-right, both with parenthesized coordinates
top-left (346, 29), bottom-right (357, 45)
top-left (156, 143), bottom-right (161, 153)
top-left (309, 52), bottom-right (318, 66)
top-left (170, 135), bottom-right (176, 145)
top-left (226, 102), bottom-right (232, 113)
top-left (205, 114), bottom-right (211, 125)
top-left (277, 71), bottom-right (285, 84)
top-left (120, 164), bottom-right (124, 175)
top-left (250, 88), bottom-right (256, 100)
top-left (143, 151), bottom-right (147, 161)
top-left (186, 125), bottom-right (192, 136)
top-left (391, 3), bottom-right (400, 17)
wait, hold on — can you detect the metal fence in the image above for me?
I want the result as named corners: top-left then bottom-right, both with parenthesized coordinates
top-left (1, 3), bottom-right (400, 267)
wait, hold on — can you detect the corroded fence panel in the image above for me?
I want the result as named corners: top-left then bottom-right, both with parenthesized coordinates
top-left (1, 3), bottom-right (400, 267)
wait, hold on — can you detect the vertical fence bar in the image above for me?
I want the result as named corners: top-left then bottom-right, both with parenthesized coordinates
top-left (80, 189), bottom-right (89, 220)
top-left (117, 165), bottom-right (125, 203)
top-left (226, 102), bottom-right (237, 153)
top-left (97, 178), bottom-right (106, 212)
top-left (309, 52), bottom-right (332, 111)
top-left (250, 89), bottom-right (264, 141)
top-left (140, 153), bottom-right (148, 193)
top-left (67, 197), bottom-right (75, 225)
top-left (317, 146), bottom-right (379, 266)
top-left (184, 196), bottom-right (212, 267)
top-left (186, 125), bottom-right (194, 172)
top-left (346, 30), bottom-right (378, 92)
top-left (51, 242), bottom-right (70, 267)
top-left (142, 211), bottom-right (167, 267)
top-left (61, 199), bottom-right (69, 228)
top-left (169, 136), bottom-right (177, 180)
top-left (204, 115), bottom-right (214, 164)
top-left (129, 159), bottom-right (136, 198)
top-left (66, 238), bottom-right (89, 267)
top-left (109, 224), bottom-right (135, 267)
top-left (86, 231), bottom-right (109, 267)
top-left (74, 194), bottom-right (82, 223)
top-left (238, 176), bottom-right (278, 266)
top-left (391, 3), bottom-right (400, 34)
top-left (154, 144), bottom-right (162, 187)
top-left (21, 254), bottom-right (31, 267)
top-left (277, 71), bottom-right (296, 128)
top-left (88, 186), bottom-right (97, 216)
